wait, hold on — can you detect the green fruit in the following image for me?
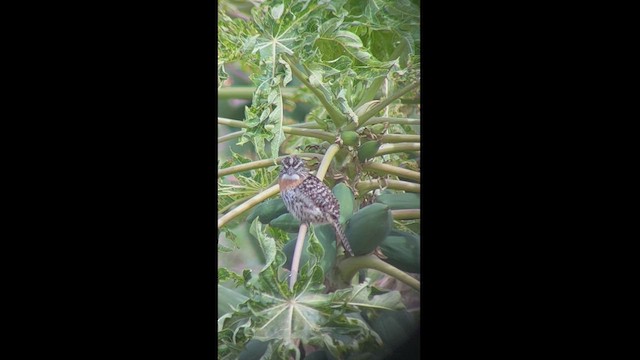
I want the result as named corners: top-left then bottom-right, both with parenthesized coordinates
top-left (345, 203), bottom-right (393, 256)
top-left (370, 123), bottom-right (386, 135)
top-left (269, 213), bottom-right (301, 233)
top-left (340, 131), bottom-right (359, 146)
top-left (332, 183), bottom-right (356, 224)
top-left (357, 140), bottom-right (382, 162)
top-left (247, 198), bottom-right (288, 224)
top-left (379, 229), bottom-right (420, 273)
top-left (374, 192), bottom-right (420, 210)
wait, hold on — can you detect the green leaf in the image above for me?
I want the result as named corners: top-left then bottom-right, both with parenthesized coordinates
top-left (218, 0), bottom-right (421, 357)
top-left (366, 309), bottom-right (419, 360)
top-left (249, 218), bottom-right (277, 272)
top-left (218, 267), bottom-right (245, 286)
top-left (346, 282), bottom-right (405, 311)
top-left (219, 263), bottom-right (402, 359)
top-left (218, 243), bottom-right (235, 253)
top-left (271, 3), bottom-right (285, 20)
top-left (218, 284), bottom-right (250, 319)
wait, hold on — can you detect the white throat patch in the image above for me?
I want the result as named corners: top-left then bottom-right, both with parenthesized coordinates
top-left (281, 173), bottom-right (301, 181)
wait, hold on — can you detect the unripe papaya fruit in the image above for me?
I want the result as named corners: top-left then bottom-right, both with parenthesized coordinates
top-left (247, 198), bottom-right (289, 224)
top-left (379, 229), bottom-right (420, 273)
top-left (340, 131), bottom-right (359, 146)
top-left (269, 213), bottom-right (301, 233)
top-left (332, 183), bottom-right (356, 224)
top-left (374, 192), bottom-right (420, 210)
top-left (344, 203), bottom-right (392, 256)
top-left (357, 140), bottom-right (382, 162)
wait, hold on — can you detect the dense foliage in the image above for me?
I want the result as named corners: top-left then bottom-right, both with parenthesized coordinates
top-left (218, 0), bottom-right (420, 358)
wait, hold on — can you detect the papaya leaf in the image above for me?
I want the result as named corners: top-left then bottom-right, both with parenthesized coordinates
top-left (218, 254), bottom-right (405, 359)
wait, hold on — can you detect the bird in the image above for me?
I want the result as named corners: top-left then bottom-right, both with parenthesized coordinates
top-left (278, 155), bottom-right (354, 256)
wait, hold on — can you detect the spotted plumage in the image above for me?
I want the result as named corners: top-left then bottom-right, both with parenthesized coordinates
top-left (279, 155), bottom-right (354, 256)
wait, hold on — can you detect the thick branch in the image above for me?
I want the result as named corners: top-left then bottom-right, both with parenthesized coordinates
top-left (375, 143), bottom-right (421, 156)
top-left (337, 254), bottom-right (420, 291)
top-left (356, 179), bottom-right (420, 194)
top-left (282, 126), bottom-right (335, 142)
top-left (361, 117), bottom-right (421, 127)
top-left (218, 86), bottom-right (297, 100)
top-left (288, 223), bottom-right (308, 290)
top-left (380, 134), bottom-right (420, 144)
top-left (218, 153), bottom-right (323, 178)
top-left (217, 184), bottom-right (280, 229)
top-left (363, 162), bottom-right (420, 182)
top-left (218, 117), bottom-right (248, 128)
top-left (218, 130), bottom-right (243, 143)
top-left (391, 209), bottom-right (421, 220)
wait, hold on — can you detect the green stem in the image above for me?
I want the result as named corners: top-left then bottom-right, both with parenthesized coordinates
top-left (356, 179), bottom-right (420, 194)
top-left (380, 134), bottom-right (420, 144)
top-left (289, 223), bottom-right (308, 290)
top-left (289, 122), bottom-right (323, 129)
top-left (355, 82), bottom-right (420, 128)
top-left (375, 143), bottom-right (421, 156)
top-left (218, 153), bottom-right (323, 178)
top-left (219, 117), bottom-right (322, 129)
top-left (218, 130), bottom-right (243, 143)
top-left (361, 117), bottom-right (421, 127)
top-left (218, 117), bottom-right (248, 128)
top-left (282, 126), bottom-right (335, 142)
top-left (218, 86), bottom-right (297, 100)
top-left (218, 119), bottom-right (332, 142)
top-left (363, 163), bottom-right (420, 182)
top-left (218, 193), bottom-right (256, 214)
top-left (316, 144), bottom-right (340, 180)
top-left (337, 254), bottom-right (420, 291)
top-left (217, 184), bottom-right (280, 229)
top-left (354, 40), bottom-right (407, 109)
top-left (391, 209), bottom-right (421, 220)
top-left (282, 55), bottom-right (347, 127)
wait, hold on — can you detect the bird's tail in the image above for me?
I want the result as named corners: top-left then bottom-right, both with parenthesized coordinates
top-left (331, 220), bottom-right (354, 256)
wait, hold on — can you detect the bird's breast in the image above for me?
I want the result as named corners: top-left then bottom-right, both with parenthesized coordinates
top-left (279, 176), bottom-right (304, 192)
